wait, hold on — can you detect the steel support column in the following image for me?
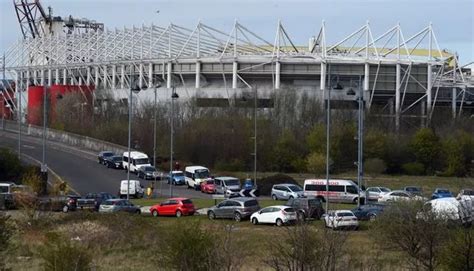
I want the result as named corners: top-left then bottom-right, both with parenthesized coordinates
top-left (395, 63), bottom-right (401, 131)
top-left (167, 62), bottom-right (172, 89)
top-left (195, 61), bottom-right (201, 89)
top-left (112, 65), bottom-right (116, 89)
top-left (120, 65), bottom-right (125, 89)
top-left (427, 64), bottom-right (432, 120)
top-left (232, 61), bottom-right (238, 89)
top-left (364, 63), bottom-right (370, 109)
top-left (275, 61), bottom-right (281, 89)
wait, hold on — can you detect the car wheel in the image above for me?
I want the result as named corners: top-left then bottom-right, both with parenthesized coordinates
top-left (176, 210), bottom-right (182, 218)
top-left (234, 212), bottom-right (242, 222)
top-left (62, 205), bottom-right (69, 213)
top-left (272, 194), bottom-right (278, 201)
top-left (252, 217), bottom-right (258, 225)
top-left (276, 218), bottom-right (283, 227)
top-left (368, 214), bottom-right (376, 221)
top-left (353, 197), bottom-right (359, 204)
top-left (152, 210), bottom-right (159, 217)
top-left (208, 211), bottom-right (216, 220)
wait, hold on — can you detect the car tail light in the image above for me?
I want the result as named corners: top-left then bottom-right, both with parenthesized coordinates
top-left (68, 199), bottom-right (75, 204)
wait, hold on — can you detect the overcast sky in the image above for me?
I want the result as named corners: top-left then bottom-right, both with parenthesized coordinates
top-left (1, 0), bottom-right (473, 63)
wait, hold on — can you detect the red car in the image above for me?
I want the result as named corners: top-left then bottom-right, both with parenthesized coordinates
top-left (149, 198), bottom-right (195, 217)
top-left (201, 180), bottom-right (216, 194)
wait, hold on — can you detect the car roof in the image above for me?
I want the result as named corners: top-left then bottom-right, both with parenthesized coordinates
top-left (390, 190), bottom-right (408, 193)
top-left (434, 188), bottom-right (449, 191)
top-left (225, 197), bottom-right (256, 202)
top-left (263, 205), bottom-right (291, 209)
top-left (185, 166), bottom-right (208, 171)
top-left (167, 197), bottom-right (189, 201)
top-left (335, 210), bottom-right (354, 213)
top-left (101, 151), bottom-right (114, 154)
top-left (106, 198), bottom-right (123, 202)
top-left (404, 186), bottom-right (421, 189)
top-left (123, 151), bottom-right (148, 158)
top-left (274, 183), bottom-right (299, 187)
top-left (171, 171), bottom-right (183, 174)
top-left (305, 179), bottom-right (355, 185)
top-left (215, 176), bottom-right (239, 181)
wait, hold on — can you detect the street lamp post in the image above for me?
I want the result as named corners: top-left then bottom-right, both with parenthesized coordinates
top-left (325, 77), bottom-right (331, 213)
top-left (253, 87), bottom-right (257, 185)
top-left (169, 86), bottom-right (179, 197)
top-left (356, 75), bottom-right (364, 208)
top-left (41, 85), bottom-right (48, 191)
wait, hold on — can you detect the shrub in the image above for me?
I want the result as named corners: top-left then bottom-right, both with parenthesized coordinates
top-left (442, 138), bottom-right (466, 177)
top-left (37, 232), bottom-right (92, 271)
top-left (402, 162), bottom-right (425, 176)
top-left (364, 158), bottom-right (387, 176)
top-left (0, 213), bottom-right (13, 268)
top-left (410, 128), bottom-right (441, 174)
top-left (440, 227), bottom-right (474, 271)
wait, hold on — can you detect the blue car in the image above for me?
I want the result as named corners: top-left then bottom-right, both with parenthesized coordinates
top-left (431, 188), bottom-right (453, 199)
top-left (243, 179), bottom-right (256, 191)
top-left (168, 171), bottom-right (185, 185)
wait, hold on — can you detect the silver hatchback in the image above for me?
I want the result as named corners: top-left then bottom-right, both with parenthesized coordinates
top-left (271, 184), bottom-right (304, 200)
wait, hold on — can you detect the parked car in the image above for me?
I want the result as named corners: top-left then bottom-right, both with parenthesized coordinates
top-left (420, 198), bottom-right (462, 221)
top-left (105, 155), bottom-right (123, 169)
top-left (324, 210), bottom-right (359, 230)
top-left (214, 177), bottom-right (241, 197)
top-left (365, 187), bottom-right (391, 201)
top-left (149, 198), bottom-right (195, 217)
top-left (285, 197), bottom-right (325, 220)
top-left (119, 180), bottom-right (145, 198)
top-left (207, 197), bottom-right (260, 222)
top-left (403, 186), bottom-right (423, 196)
top-left (122, 151), bottom-right (151, 174)
top-left (98, 151), bottom-right (115, 165)
top-left (457, 189), bottom-right (474, 200)
top-left (167, 171), bottom-right (185, 185)
top-left (0, 182), bottom-right (16, 209)
top-left (351, 204), bottom-right (387, 221)
top-left (379, 190), bottom-right (426, 202)
top-left (77, 192), bottom-right (116, 211)
top-left (45, 195), bottom-right (80, 213)
top-left (185, 166), bottom-right (210, 190)
top-left (271, 184), bottom-right (304, 200)
top-left (137, 166), bottom-right (160, 180)
top-left (201, 179), bottom-right (216, 194)
top-left (251, 205), bottom-right (297, 226)
top-left (98, 199), bottom-right (141, 214)
top-left (303, 179), bottom-right (365, 204)
top-left (431, 188), bottom-right (454, 199)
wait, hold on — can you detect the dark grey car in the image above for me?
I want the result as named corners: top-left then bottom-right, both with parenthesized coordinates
top-left (286, 197), bottom-right (325, 220)
top-left (207, 197), bottom-right (260, 222)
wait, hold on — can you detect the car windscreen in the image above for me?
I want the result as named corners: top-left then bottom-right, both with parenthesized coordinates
top-left (103, 200), bottom-right (116, 205)
top-left (224, 179), bottom-right (240, 186)
top-left (0, 186), bottom-right (9, 193)
top-left (465, 190), bottom-right (474, 196)
top-left (182, 199), bottom-right (193, 204)
top-left (144, 167), bottom-right (156, 172)
top-left (195, 169), bottom-right (209, 178)
top-left (406, 187), bottom-right (420, 192)
top-left (337, 212), bottom-right (354, 217)
top-left (244, 200), bottom-right (258, 207)
top-left (103, 152), bottom-right (114, 157)
top-left (380, 187), bottom-right (391, 192)
top-left (437, 189), bottom-right (450, 194)
top-left (173, 173), bottom-right (184, 177)
top-left (283, 207), bottom-right (295, 212)
top-left (135, 158), bottom-right (149, 165)
top-left (288, 185), bottom-right (302, 192)
top-left (112, 156), bottom-right (122, 162)
top-left (308, 199), bottom-right (321, 207)
top-left (205, 180), bottom-right (215, 184)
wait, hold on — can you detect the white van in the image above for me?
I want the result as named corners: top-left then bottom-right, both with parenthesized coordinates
top-left (122, 151), bottom-right (151, 174)
top-left (120, 180), bottom-right (145, 198)
top-left (303, 179), bottom-right (365, 204)
top-left (184, 166), bottom-right (210, 190)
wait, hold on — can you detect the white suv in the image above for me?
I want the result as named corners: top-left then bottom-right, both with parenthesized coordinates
top-left (271, 184), bottom-right (304, 200)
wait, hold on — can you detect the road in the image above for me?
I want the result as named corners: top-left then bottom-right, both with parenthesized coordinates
top-left (0, 129), bottom-right (214, 199)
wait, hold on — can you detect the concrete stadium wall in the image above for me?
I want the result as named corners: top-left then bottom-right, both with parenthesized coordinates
top-left (2, 119), bottom-right (129, 155)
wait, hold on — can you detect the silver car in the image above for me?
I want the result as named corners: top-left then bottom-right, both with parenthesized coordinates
top-left (271, 184), bottom-right (304, 200)
top-left (207, 197), bottom-right (260, 222)
top-left (99, 199), bottom-right (141, 214)
top-left (214, 177), bottom-right (241, 197)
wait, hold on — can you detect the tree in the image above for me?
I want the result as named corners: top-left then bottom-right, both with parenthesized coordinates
top-left (307, 124), bottom-right (326, 154)
top-left (442, 137), bottom-right (466, 176)
top-left (0, 214), bottom-right (13, 269)
top-left (410, 128), bottom-right (441, 174)
top-left (440, 227), bottom-right (474, 271)
top-left (272, 130), bottom-right (301, 172)
top-left (364, 158), bottom-right (387, 177)
top-left (306, 152), bottom-right (328, 176)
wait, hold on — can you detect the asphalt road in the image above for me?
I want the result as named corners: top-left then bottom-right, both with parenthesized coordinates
top-left (0, 129), bottom-right (214, 199)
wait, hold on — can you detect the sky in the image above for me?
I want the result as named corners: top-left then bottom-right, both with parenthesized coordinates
top-left (1, 0), bottom-right (473, 63)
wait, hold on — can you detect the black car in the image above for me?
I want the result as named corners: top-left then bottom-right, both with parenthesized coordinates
top-left (137, 166), bottom-right (159, 180)
top-left (98, 151), bottom-right (115, 165)
top-left (285, 197), bottom-right (325, 220)
top-left (105, 155), bottom-right (123, 169)
top-left (403, 186), bottom-right (423, 196)
top-left (351, 204), bottom-right (387, 221)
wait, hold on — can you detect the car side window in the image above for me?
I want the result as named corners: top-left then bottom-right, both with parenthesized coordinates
top-left (260, 207), bottom-right (271, 213)
top-left (283, 187), bottom-right (290, 192)
top-left (161, 200), bottom-right (170, 206)
top-left (273, 186), bottom-right (281, 191)
top-left (169, 200), bottom-right (178, 205)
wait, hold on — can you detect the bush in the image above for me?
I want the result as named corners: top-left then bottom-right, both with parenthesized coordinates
top-left (442, 138), bottom-right (467, 177)
top-left (37, 232), bottom-right (92, 271)
top-left (257, 174), bottom-right (298, 196)
top-left (364, 158), bottom-right (387, 176)
top-left (402, 162), bottom-right (425, 176)
top-left (0, 213), bottom-right (13, 268)
top-left (410, 128), bottom-right (441, 174)
top-left (440, 227), bottom-right (474, 271)
top-left (306, 152), bottom-right (327, 175)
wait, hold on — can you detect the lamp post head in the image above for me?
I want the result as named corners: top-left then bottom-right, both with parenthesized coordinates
top-left (171, 92), bottom-right (179, 99)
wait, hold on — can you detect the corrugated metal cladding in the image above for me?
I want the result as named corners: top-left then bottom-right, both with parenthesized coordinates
top-left (27, 85), bottom-right (95, 125)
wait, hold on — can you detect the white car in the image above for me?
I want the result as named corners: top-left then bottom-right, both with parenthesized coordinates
top-left (251, 205), bottom-right (297, 226)
top-left (378, 190), bottom-right (426, 202)
top-left (365, 187), bottom-right (391, 201)
top-left (324, 210), bottom-right (359, 230)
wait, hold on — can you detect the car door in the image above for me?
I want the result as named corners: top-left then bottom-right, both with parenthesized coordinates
top-left (168, 200), bottom-right (178, 214)
top-left (226, 201), bottom-right (240, 218)
top-left (258, 207), bottom-right (273, 223)
top-left (215, 179), bottom-right (223, 194)
top-left (214, 201), bottom-right (228, 218)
